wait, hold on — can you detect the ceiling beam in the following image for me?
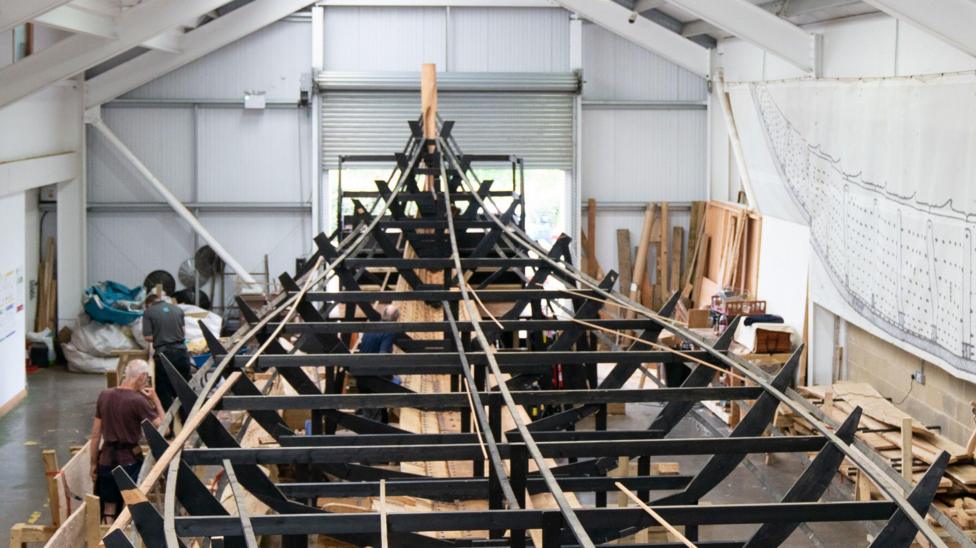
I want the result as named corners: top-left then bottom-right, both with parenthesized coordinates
top-left (682, 0), bottom-right (869, 38)
top-left (141, 27), bottom-right (184, 53)
top-left (318, 0), bottom-right (558, 6)
top-left (85, 0), bottom-right (316, 109)
top-left (33, 4), bottom-right (116, 38)
top-left (632, 0), bottom-right (664, 13)
top-left (862, 0), bottom-right (976, 58)
top-left (34, 3), bottom-right (188, 53)
top-left (667, 0), bottom-right (817, 73)
top-left (556, 0), bottom-right (709, 77)
top-left (0, 151), bottom-right (78, 197)
top-left (0, 0), bottom-right (73, 32)
top-left (0, 0), bottom-right (235, 109)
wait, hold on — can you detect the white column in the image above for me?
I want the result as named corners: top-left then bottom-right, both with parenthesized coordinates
top-left (57, 80), bottom-right (87, 328)
top-left (569, 13), bottom-right (583, 262)
top-left (310, 5), bottom-right (324, 238)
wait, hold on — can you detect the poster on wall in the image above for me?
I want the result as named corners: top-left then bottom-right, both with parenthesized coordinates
top-left (0, 269), bottom-right (17, 343)
top-left (728, 75), bottom-right (976, 379)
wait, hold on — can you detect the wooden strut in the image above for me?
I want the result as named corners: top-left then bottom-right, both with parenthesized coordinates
top-left (615, 482), bottom-right (696, 548)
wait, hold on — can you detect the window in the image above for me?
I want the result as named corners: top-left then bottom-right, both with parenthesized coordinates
top-left (327, 168), bottom-right (568, 248)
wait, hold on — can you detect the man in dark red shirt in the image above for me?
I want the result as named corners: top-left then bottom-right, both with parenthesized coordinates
top-left (88, 359), bottom-right (164, 521)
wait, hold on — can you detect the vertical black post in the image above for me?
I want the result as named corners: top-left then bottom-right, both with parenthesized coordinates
top-left (282, 536), bottom-right (308, 548)
top-left (637, 455), bottom-right (650, 501)
top-left (488, 462), bottom-right (503, 539)
top-left (510, 443), bottom-right (528, 547)
top-left (596, 405), bottom-right (608, 431)
top-left (542, 512), bottom-right (563, 548)
top-left (510, 444), bottom-right (528, 508)
top-left (490, 400), bottom-right (502, 440)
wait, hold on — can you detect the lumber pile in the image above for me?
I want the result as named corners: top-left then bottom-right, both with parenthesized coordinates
top-left (580, 201), bottom-right (696, 313)
top-left (776, 381), bottom-right (976, 542)
top-left (580, 200), bottom-right (763, 326)
top-left (677, 201), bottom-right (761, 311)
top-left (34, 237), bottom-right (56, 333)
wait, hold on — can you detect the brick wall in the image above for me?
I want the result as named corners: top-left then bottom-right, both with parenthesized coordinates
top-left (846, 324), bottom-right (976, 445)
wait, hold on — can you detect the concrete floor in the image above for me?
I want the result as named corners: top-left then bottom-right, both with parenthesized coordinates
top-left (0, 367), bottom-right (875, 546)
top-left (0, 366), bottom-right (103, 537)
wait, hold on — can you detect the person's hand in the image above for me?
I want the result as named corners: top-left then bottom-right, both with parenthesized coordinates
top-left (141, 387), bottom-right (155, 400)
top-left (90, 462), bottom-right (98, 482)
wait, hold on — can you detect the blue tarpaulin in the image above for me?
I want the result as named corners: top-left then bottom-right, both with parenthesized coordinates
top-left (83, 281), bottom-right (145, 325)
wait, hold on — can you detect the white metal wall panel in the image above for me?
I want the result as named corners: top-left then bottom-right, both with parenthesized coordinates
top-left (321, 91), bottom-right (573, 169)
top-left (198, 211), bottom-right (311, 300)
top-left (450, 8), bottom-right (570, 72)
top-left (582, 22), bottom-right (705, 102)
top-left (323, 7), bottom-right (446, 71)
top-left (197, 108), bottom-right (309, 203)
top-left (88, 212), bottom-right (195, 287)
top-left (582, 109), bottom-right (706, 202)
top-left (87, 107), bottom-right (194, 202)
top-left (0, 29), bottom-right (12, 68)
top-left (124, 21), bottom-right (312, 101)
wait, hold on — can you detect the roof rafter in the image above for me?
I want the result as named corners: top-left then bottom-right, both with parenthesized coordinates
top-left (85, 0), bottom-right (316, 109)
top-left (33, 2), bottom-right (186, 53)
top-left (557, 0), bottom-right (710, 77)
top-left (33, 3), bottom-right (116, 38)
top-left (862, 0), bottom-right (976, 58)
top-left (668, 0), bottom-right (818, 73)
top-left (0, 0), bottom-right (73, 33)
top-left (0, 0), bottom-right (235, 108)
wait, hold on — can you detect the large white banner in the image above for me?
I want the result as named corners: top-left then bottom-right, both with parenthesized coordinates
top-left (728, 75), bottom-right (976, 379)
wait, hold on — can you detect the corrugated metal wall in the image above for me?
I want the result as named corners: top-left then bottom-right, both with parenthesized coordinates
top-left (320, 91), bottom-right (574, 169)
top-left (580, 22), bottom-right (708, 287)
top-left (86, 19), bottom-right (312, 303)
top-left (322, 7), bottom-right (569, 72)
top-left (86, 8), bottom-right (709, 304)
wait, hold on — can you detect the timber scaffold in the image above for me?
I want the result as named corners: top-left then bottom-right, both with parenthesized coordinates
top-left (101, 82), bottom-right (955, 548)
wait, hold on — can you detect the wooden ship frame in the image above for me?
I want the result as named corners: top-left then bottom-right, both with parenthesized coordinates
top-left (100, 68), bottom-right (954, 548)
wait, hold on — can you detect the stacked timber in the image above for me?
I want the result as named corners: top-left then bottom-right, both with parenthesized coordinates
top-left (776, 381), bottom-right (976, 544)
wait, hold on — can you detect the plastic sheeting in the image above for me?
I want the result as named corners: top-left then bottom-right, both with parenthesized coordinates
top-left (63, 317), bottom-right (140, 374)
top-left (82, 281), bottom-right (145, 325)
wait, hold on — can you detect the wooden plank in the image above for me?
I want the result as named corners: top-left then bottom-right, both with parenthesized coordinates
top-left (84, 494), bottom-right (100, 548)
top-left (586, 198), bottom-right (596, 278)
top-left (903, 417), bottom-right (914, 482)
top-left (421, 63), bottom-right (438, 140)
top-left (421, 63), bottom-right (438, 192)
top-left (670, 226), bottom-right (683, 295)
top-left (44, 502), bottom-right (86, 548)
top-left (42, 450), bottom-right (60, 527)
top-left (685, 201), bottom-right (704, 280)
top-left (687, 234), bottom-right (709, 306)
top-left (627, 204), bottom-right (655, 316)
top-left (658, 202), bottom-right (669, 293)
top-left (640, 266), bottom-right (654, 309)
top-left (616, 229), bottom-right (633, 300)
